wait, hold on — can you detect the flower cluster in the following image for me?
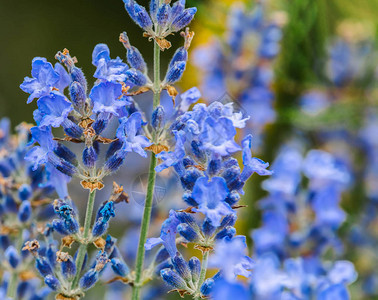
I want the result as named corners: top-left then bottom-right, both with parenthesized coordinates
top-left (139, 100), bottom-right (272, 298)
top-left (248, 145), bottom-right (357, 299)
top-left (0, 119), bottom-right (60, 299)
top-left (193, 2), bottom-right (283, 148)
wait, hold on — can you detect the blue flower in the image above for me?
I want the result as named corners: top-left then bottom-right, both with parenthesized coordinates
top-left (317, 284), bottom-right (350, 300)
top-left (211, 279), bottom-right (249, 300)
top-left (155, 130), bottom-right (185, 173)
top-left (145, 210), bottom-right (180, 258)
top-left (116, 112), bottom-right (151, 157)
top-left (191, 177), bottom-right (232, 226)
top-left (90, 81), bottom-right (129, 116)
top-left (34, 92), bottom-right (73, 128)
top-left (327, 261), bottom-right (357, 285)
top-left (252, 211), bottom-right (288, 255)
top-left (240, 134), bottom-right (272, 182)
top-left (303, 150), bottom-right (350, 185)
top-left (54, 62), bottom-right (71, 92)
top-left (200, 117), bottom-right (240, 156)
top-left (20, 57), bottom-right (60, 104)
top-left (92, 201), bottom-right (116, 237)
top-left (251, 253), bottom-right (285, 298)
top-left (209, 236), bottom-right (253, 281)
top-left (25, 126), bottom-right (57, 170)
top-left (92, 44), bottom-right (129, 82)
top-left (179, 87), bottom-right (201, 112)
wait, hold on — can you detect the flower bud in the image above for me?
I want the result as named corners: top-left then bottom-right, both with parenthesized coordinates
top-left (189, 256), bottom-right (201, 284)
top-left (18, 201), bottom-right (32, 223)
top-left (181, 167), bottom-right (202, 190)
top-left (47, 152), bottom-right (77, 178)
top-left (52, 219), bottom-right (70, 235)
top-left (160, 268), bottom-right (187, 290)
top-left (215, 226), bottom-right (236, 241)
top-left (5, 195), bottom-right (18, 213)
top-left (44, 275), bottom-right (61, 291)
top-left (70, 67), bottom-right (87, 93)
top-left (62, 118), bottom-right (83, 139)
top-left (170, 0), bottom-right (185, 22)
top-left (202, 218), bottom-right (216, 236)
top-left (169, 47), bottom-right (188, 69)
top-left (225, 192), bottom-right (240, 206)
top-left (177, 223), bottom-right (198, 242)
top-left (58, 252), bottom-right (76, 279)
top-left (125, 68), bottom-right (147, 86)
top-left (104, 148), bottom-right (127, 173)
top-left (54, 143), bottom-right (78, 166)
top-left (69, 81), bottom-right (86, 110)
top-left (152, 105), bottom-right (165, 130)
top-left (18, 184), bottom-right (32, 202)
top-left (200, 278), bottom-right (215, 296)
top-left (79, 269), bottom-right (99, 290)
top-left (172, 253), bottom-right (191, 282)
top-left (171, 7), bottom-right (197, 32)
top-left (150, 0), bottom-right (159, 22)
top-left (5, 246), bottom-right (20, 268)
top-left (36, 256), bottom-right (54, 276)
top-left (111, 258), bottom-right (129, 277)
top-left (83, 146), bottom-right (98, 168)
top-left (134, 3), bottom-right (153, 30)
top-left (164, 61), bottom-right (186, 84)
top-left (155, 248), bottom-right (170, 264)
top-left (220, 214), bottom-right (237, 228)
top-left (157, 3), bottom-right (171, 28)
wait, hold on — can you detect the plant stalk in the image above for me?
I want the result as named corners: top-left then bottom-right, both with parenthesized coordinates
top-left (194, 251), bottom-right (209, 300)
top-left (132, 40), bottom-right (161, 300)
top-left (71, 189), bottom-right (97, 290)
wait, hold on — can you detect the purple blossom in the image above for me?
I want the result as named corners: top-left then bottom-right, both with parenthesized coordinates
top-left (20, 57), bottom-right (60, 103)
top-left (191, 176), bottom-right (231, 226)
top-left (92, 44), bottom-right (129, 82)
top-left (34, 92), bottom-right (73, 128)
top-left (200, 117), bottom-right (240, 156)
top-left (90, 81), bottom-right (129, 116)
top-left (116, 112), bottom-right (151, 157)
top-left (209, 236), bottom-right (253, 281)
top-left (145, 210), bottom-right (180, 258)
top-left (240, 134), bottom-right (272, 182)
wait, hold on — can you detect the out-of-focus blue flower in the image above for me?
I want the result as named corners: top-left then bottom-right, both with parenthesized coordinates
top-left (209, 236), bottom-right (253, 281)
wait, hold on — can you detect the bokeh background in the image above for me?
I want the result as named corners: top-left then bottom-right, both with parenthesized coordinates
top-left (1, 0), bottom-right (378, 299)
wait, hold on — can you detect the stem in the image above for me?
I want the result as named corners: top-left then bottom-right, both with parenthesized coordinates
top-left (71, 189), bottom-right (97, 290)
top-left (194, 251), bottom-right (209, 300)
top-left (7, 272), bottom-right (18, 299)
top-left (198, 252), bottom-right (209, 289)
top-left (132, 40), bottom-right (161, 300)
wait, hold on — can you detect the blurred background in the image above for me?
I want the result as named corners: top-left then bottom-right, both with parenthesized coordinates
top-left (1, 0), bottom-right (378, 299)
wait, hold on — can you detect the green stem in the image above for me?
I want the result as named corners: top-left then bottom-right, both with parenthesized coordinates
top-left (7, 272), bottom-right (18, 299)
top-left (71, 189), bottom-right (97, 290)
top-left (132, 40), bottom-right (161, 300)
top-left (194, 251), bottom-right (209, 300)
